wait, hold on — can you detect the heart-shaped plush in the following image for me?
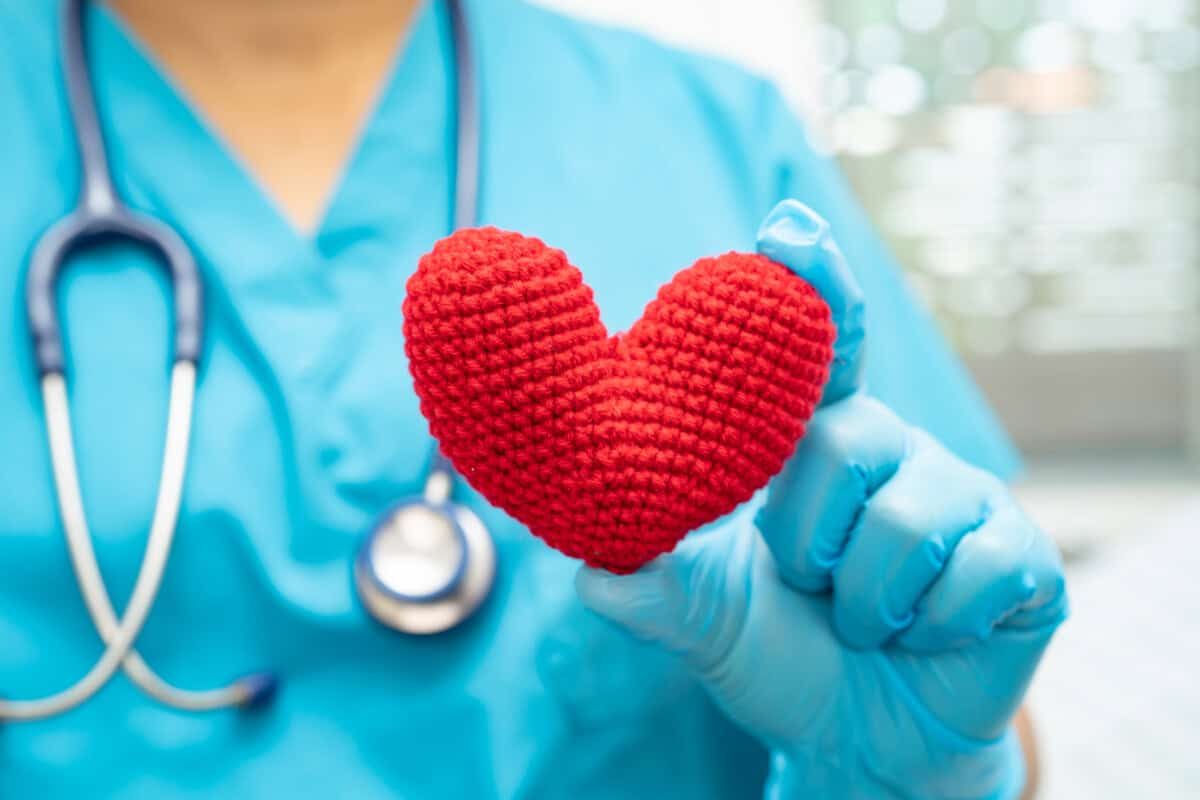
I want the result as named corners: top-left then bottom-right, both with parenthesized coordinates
top-left (404, 227), bottom-right (835, 573)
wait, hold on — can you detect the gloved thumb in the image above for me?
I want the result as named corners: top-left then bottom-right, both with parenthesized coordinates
top-left (574, 524), bottom-right (750, 670)
top-left (757, 200), bottom-right (866, 406)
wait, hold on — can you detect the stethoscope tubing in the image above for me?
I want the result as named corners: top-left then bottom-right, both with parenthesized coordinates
top-left (0, 364), bottom-right (206, 720)
top-left (428, 0), bottom-right (477, 478)
top-left (26, 0), bottom-right (203, 377)
top-left (2, 0), bottom-right (224, 722)
top-left (4, 0), bottom-right (477, 722)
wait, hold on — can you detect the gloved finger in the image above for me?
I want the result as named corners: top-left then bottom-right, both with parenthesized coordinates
top-left (575, 520), bottom-right (752, 674)
top-left (896, 502), bottom-right (1068, 654)
top-left (830, 430), bottom-right (1000, 650)
top-left (757, 200), bottom-right (866, 406)
top-left (754, 394), bottom-right (906, 593)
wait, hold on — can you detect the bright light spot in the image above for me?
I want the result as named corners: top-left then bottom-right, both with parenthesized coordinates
top-left (865, 65), bottom-right (929, 116)
top-left (856, 24), bottom-right (905, 69)
top-left (1015, 21), bottom-right (1083, 71)
top-left (1070, 0), bottom-right (1139, 31)
top-left (921, 238), bottom-right (989, 277)
top-left (833, 107), bottom-right (901, 156)
top-left (942, 106), bottom-right (1020, 154)
top-left (897, 0), bottom-right (947, 33)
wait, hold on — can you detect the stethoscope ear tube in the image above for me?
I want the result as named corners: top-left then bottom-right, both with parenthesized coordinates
top-left (448, 0), bottom-right (479, 233)
top-left (2, 0), bottom-right (264, 722)
top-left (25, 211), bottom-right (204, 377)
top-left (28, 0), bottom-right (203, 377)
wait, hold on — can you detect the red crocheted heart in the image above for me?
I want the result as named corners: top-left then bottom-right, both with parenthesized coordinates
top-left (404, 227), bottom-right (835, 574)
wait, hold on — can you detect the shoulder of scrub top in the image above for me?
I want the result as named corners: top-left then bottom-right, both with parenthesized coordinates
top-left (478, 1), bottom-right (1022, 480)
top-left (474, 0), bottom-right (802, 222)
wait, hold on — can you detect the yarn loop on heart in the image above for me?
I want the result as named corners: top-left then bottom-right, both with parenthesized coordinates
top-left (404, 227), bottom-right (835, 573)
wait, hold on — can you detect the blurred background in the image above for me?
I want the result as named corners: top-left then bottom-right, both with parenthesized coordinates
top-left (534, 1), bottom-right (1198, 797)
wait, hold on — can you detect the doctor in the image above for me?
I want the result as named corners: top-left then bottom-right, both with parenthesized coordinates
top-left (0, 0), bottom-right (1065, 798)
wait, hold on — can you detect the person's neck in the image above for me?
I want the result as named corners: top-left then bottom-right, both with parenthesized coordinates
top-left (107, 0), bottom-right (422, 79)
top-left (106, 0), bottom-right (424, 233)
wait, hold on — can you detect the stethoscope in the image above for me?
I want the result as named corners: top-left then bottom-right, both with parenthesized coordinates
top-left (2, 0), bottom-right (493, 723)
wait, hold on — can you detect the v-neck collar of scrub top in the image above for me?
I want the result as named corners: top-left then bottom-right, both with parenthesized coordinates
top-left (86, 0), bottom-right (452, 312)
top-left (77, 0), bottom-right (460, 580)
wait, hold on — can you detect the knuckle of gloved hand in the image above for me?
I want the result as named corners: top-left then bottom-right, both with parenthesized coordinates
top-left (802, 394), bottom-right (896, 471)
top-left (965, 463), bottom-right (1008, 506)
top-left (798, 408), bottom-right (855, 468)
top-left (858, 489), bottom-right (931, 551)
top-left (960, 546), bottom-right (1038, 635)
top-left (914, 431), bottom-right (1007, 524)
top-left (1010, 519), bottom-right (1070, 626)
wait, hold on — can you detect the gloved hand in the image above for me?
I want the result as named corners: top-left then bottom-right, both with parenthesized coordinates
top-left (576, 201), bottom-right (1068, 800)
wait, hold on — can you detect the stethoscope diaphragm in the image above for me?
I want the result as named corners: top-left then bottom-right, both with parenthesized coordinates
top-left (355, 493), bottom-right (496, 635)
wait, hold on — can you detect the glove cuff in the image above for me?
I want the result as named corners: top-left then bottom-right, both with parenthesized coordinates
top-left (766, 724), bottom-right (1025, 800)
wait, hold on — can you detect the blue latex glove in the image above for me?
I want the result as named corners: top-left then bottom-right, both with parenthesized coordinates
top-left (576, 201), bottom-right (1068, 800)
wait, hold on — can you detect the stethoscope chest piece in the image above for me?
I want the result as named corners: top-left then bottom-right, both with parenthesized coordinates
top-left (355, 496), bottom-right (495, 635)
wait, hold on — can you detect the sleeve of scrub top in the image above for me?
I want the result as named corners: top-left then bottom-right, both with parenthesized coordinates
top-left (754, 83), bottom-right (1022, 481)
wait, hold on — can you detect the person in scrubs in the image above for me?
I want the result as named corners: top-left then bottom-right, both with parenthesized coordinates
top-left (0, 0), bottom-right (1066, 797)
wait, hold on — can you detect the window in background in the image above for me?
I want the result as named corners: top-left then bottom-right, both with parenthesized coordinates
top-left (809, 0), bottom-right (1200, 457)
top-left (537, 0), bottom-right (1200, 459)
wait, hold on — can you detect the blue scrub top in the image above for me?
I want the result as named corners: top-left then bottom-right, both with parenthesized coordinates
top-left (0, 1), bottom-right (1020, 797)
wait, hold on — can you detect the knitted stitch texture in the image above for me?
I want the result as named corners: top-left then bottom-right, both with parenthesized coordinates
top-left (404, 227), bottom-right (835, 573)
